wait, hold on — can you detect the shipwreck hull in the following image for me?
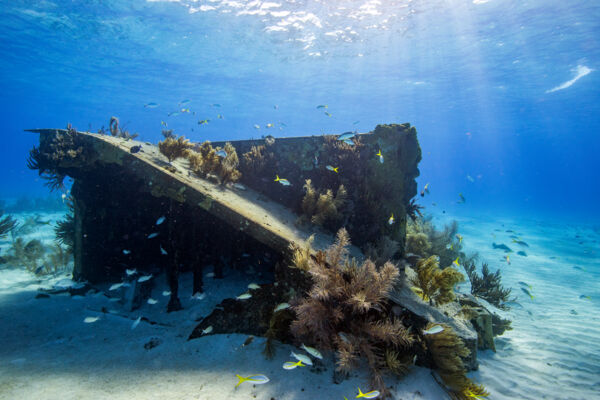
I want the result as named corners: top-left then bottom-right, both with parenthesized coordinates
top-left (26, 124), bottom-right (479, 370)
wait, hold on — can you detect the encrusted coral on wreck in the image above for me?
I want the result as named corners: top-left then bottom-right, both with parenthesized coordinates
top-left (463, 257), bottom-right (512, 309)
top-left (290, 228), bottom-right (414, 396)
top-left (424, 323), bottom-right (489, 400)
top-left (158, 135), bottom-right (193, 163)
top-left (187, 141), bottom-right (241, 184)
top-left (410, 255), bottom-right (464, 305)
top-left (27, 125), bottom-right (90, 180)
top-left (299, 179), bottom-right (347, 230)
top-left (406, 216), bottom-right (463, 267)
top-left (109, 116), bottom-right (139, 140)
top-left (240, 145), bottom-right (275, 181)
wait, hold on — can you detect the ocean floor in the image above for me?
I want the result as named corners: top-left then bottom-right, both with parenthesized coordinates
top-left (434, 212), bottom-right (600, 400)
top-left (1, 211), bottom-right (599, 399)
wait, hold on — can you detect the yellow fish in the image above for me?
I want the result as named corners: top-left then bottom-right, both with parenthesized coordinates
top-left (376, 149), bottom-right (384, 163)
top-left (326, 165), bottom-right (339, 173)
top-left (453, 257), bottom-right (460, 267)
top-left (324, 111), bottom-right (332, 117)
top-left (282, 360), bottom-right (305, 370)
top-left (388, 213), bottom-right (395, 225)
top-left (235, 374), bottom-right (269, 387)
top-left (456, 234), bottom-right (463, 244)
top-left (505, 254), bottom-right (511, 265)
top-left (274, 175), bottom-right (291, 186)
top-left (181, 108), bottom-right (190, 113)
top-left (356, 387), bottom-right (380, 399)
top-left (266, 123), bottom-right (274, 128)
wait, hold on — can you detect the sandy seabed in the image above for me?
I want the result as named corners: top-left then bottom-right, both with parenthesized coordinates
top-left (0, 211), bottom-right (598, 399)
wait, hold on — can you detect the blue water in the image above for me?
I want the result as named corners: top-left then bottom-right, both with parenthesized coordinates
top-left (1, 0), bottom-right (599, 222)
top-left (1, 3), bottom-right (599, 399)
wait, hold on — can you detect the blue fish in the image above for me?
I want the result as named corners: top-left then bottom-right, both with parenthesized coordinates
top-left (337, 132), bottom-right (355, 141)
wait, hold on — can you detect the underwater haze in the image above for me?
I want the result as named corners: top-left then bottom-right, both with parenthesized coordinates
top-left (0, 0), bottom-right (598, 221)
top-left (1, 1), bottom-right (600, 400)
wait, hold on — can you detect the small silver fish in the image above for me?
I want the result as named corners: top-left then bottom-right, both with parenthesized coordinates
top-left (84, 316), bottom-right (100, 323)
top-left (108, 297), bottom-right (120, 302)
top-left (156, 216), bottom-right (166, 225)
top-left (162, 290), bottom-right (171, 296)
top-left (138, 275), bottom-right (153, 283)
top-left (126, 269), bottom-right (137, 276)
top-left (291, 351), bottom-right (313, 365)
top-left (109, 282), bottom-right (126, 291)
top-left (160, 246), bottom-right (167, 255)
top-left (232, 183), bottom-right (246, 190)
top-left (422, 325), bottom-right (444, 335)
top-left (192, 292), bottom-right (206, 300)
top-left (216, 149), bottom-right (227, 158)
top-left (131, 316), bottom-right (141, 330)
top-left (147, 232), bottom-right (159, 239)
top-left (206, 272), bottom-right (215, 278)
top-left (248, 283), bottom-right (260, 290)
top-left (144, 102), bottom-right (159, 108)
top-left (123, 249), bottom-right (131, 255)
top-left (202, 325), bottom-right (213, 335)
top-left (147, 298), bottom-right (158, 305)
top-left (342, 138), bottom-right (355, 146)
top-left (274, 303), bottom-right (290, 312)
top-left (236, 293), bottom-right (252, 300)
top-left (253, 124), bottom-right (260, 129)
top-left (301, 344), bottom-right (323, 360)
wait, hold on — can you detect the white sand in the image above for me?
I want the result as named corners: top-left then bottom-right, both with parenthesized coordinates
top-left (435, 212), bottom-right (600, 400)
top-left (0, 214), bottom-right (446, 400)
top-left (1, 211), bottom-right (598, 399)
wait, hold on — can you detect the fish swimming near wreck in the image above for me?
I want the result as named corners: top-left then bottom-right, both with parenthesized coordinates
top-left (282, 360), bottom-right (305, 370)
top-left (492, 243), bottom-right (513, 252)
top-left (521, 287), bottom-right (534, 300)
top-left (290, 351), bottom-right (313, 365)
top-left (301, 344), bottom-right (323, 360)
top-left (274, 175), bottom-right (291, 186)
top-left (356, 387), bottom-right (381, 399)
top-left (422, 325), bottom-right (444, 335)
top-left (235, 374), bottom-right (269, 387)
